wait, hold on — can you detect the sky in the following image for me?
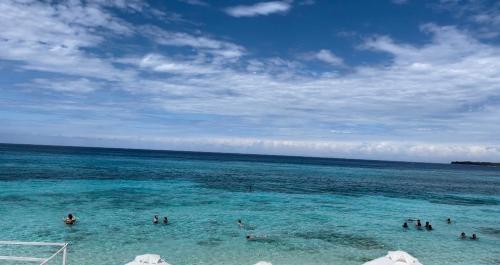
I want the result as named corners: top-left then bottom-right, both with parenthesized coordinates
top-left (1, 0), bottom-right (500, 162)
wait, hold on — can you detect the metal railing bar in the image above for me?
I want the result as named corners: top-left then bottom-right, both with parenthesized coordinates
top-left (0, 241), bottom-right (66, 247)
top-left (39, 243), bottom-right (68, 265)
top-left (0, 240), bottom-right (68, 265)
top-left (0, 255), bottom-right (46, 262)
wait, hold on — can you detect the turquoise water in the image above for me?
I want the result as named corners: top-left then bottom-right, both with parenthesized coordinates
top-left (0, 144), bottom-right (499, 265)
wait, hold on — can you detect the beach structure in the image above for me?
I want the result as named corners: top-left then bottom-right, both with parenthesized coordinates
top-left (125, 254), bottom-right (171, 265)
top-left (363, 251), bottom-right (422, 265)
top-left (0, 241), bottom-right (68, 265)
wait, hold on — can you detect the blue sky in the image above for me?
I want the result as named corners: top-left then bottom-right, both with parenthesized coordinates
top-left (1, 0), bottom-right (500, 162)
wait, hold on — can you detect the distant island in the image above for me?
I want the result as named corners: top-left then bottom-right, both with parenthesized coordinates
top-left (451, 161), bottom-right (500, 167)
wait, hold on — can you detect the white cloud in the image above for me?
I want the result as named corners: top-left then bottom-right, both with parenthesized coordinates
top-left (136, 54), bottom-right (219, 75)
top-left (224, 1), bottom-right (292, 17)
top-left (142, 26), bottom-right (245, 59)
top-left (313, 49), bottom-right (344, 65)
top-left (139, 24), bottom-right (500, 148)
top-left (31, 78), bottom-right (103, 93)
top-left (434, 0), bottom-right (500, 38)
top-left (0, 0), bottom-right (135, 81)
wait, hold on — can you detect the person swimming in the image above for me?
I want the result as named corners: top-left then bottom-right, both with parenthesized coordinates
top-left (460, 232), bottom-right (466, 239)
top-left (246, 234), bottom-right (272, 242)
top-left (163, 216), bottom-right (168, 224)
top-left (402, 222), bottom-right (409, 228)
top-left (416, 219), bottom-right (422, 228)
top-left (237, 219), bottom-right (244, 228)
top-left (64, 213), bottom-right (76, 225)
top-left (447, 218), bottom-right (451, 224)
top-left (425, 221), bottom-right (430, 229)
top-left (426, 224), bottom-right (433, 230)
top-left (153, 215), bottom-right (159, 224)
top-left (471, 233), bottom-right (478, 240)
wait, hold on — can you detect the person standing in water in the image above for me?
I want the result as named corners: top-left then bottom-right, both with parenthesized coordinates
top-left (163, 216), bottom-right (168, 224)
top-left (153, 215), bottom-right (159, 224)
top-left (402, 222), bottom-right (409, 228)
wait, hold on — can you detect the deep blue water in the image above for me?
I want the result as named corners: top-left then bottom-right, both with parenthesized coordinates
top-left (0, 143), bottom-right (499, 265)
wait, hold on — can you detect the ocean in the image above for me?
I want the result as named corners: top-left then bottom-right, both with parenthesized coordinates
top-left (0, 143), bottom-right (499, 265)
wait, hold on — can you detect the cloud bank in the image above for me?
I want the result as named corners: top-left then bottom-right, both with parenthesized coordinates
top-left (3, 133), bottom-right (499, 163)
top-left (224, 1), bottom-right (292, 17)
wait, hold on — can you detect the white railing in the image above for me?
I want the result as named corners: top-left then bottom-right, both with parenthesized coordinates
top-left (0, 241), bottom-right (68, 265)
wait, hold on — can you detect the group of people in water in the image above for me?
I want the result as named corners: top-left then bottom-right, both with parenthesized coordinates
top-left (153, 215), bottom-right (169, 224)
top-left (460, 232), bottom-right (478, 240)
top-left (63, 213), bottom-right (169, 225)
top-left (148, 216), bottom-right (259, 241)
top-left (237, 219), bottom-right (251, 239)
top-left (402, 217), bottom-right (478, 240)
top-left (402, 219), bottom-right (433, 230)
top-left (64, 213), bottom-right (479, 242)
top-left (237, 219), bottom-right (270, 242)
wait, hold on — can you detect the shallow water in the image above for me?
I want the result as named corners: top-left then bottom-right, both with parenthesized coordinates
top-left (0, 144), bottom-right (499, 265)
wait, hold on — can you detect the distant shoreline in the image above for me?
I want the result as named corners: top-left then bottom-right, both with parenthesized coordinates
top-left (451, 161), bottom-right (500, 167)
